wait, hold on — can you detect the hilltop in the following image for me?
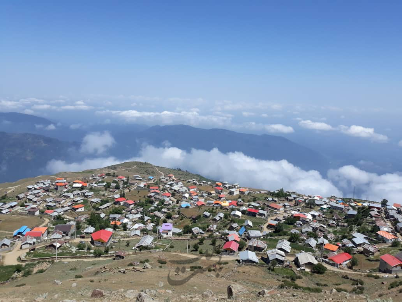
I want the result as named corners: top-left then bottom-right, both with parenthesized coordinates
top-left (0, 161), bottom-right (401, 301)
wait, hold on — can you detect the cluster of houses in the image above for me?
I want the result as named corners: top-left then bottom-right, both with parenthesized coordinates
top-left (0, 168), bottom-right (401, 275)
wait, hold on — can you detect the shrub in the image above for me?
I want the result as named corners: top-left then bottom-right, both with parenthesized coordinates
top-left (366, 273), bottom-right (380, 279)
top-left (15, 283), bottom-right (26, 287)
top-left (157, 259), bottom-right (167, 265)
top-left (22, 269), bottom-right (32, 277)
top-left (93, 248), bottom-right (103, 257)
top-left (36, 269), bottom-right (46, 274)
top-left (312, 263), bottom-right (327, 274)
top-left (75, 274), bottom-right (83, 279)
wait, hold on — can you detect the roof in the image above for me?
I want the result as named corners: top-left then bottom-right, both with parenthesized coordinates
top-left (137, 235), bottom-right (154, 247)
top-left (223, 241), bottom-right (239, 252)
top-left (13, 225), bottom-right (28, 236)
top-left (324, 243), bottom-right (339, 252)
top-left (247, 208), bottom-right (259, 213)
top-left (72, 204), bottom-right (84, 209)
top-left (31, 227), bottom-right (47, 234)
top-left (380, 254), bottom-right (402, 267)
top-left (24, 231), bottom-right (42, 238)
top-left (228, 233), bottom-right (240, 242)
top-left (115, 197), bottom-right (126, 202)
top-left (239, 250), bottom-right (259, 263)
top-left (269, 203), bottom-right (282, 209)
top-left (91, 230), bottom-right (113, 242)
top-left (377, 231), bottom-right (398, 240)
top-left (328, 253), bottom-right (352, 264)
top-left (160, 223), bottom-right (173, 231)
top-left (295, 252), bottom-right (318, 265)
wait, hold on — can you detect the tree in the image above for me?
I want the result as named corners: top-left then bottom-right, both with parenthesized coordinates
top-left (274, 223), bottom-right (284, 233)
top-left (166, 212), bottom-right (172, 219)
top-left (183, 225), bottom-right (192, 234)
top-left (351, 256), bottom-right (358, 268)
top-left (193, 243), bottom-right (199, 251)
top-left (239, 240), bottom-right (246, 250)
top-left (122, 223), bottom-right (128, 231)
top-left (312, 263), bottom-right (327, 274)
top-left (343, 246), bottom-right (353, 254)
top-left (288, 232), bottom-right (300, 243)
top-left (381, 199), bottom-right (388, 207)
top-left (391, 240), bottom-right (401, 247)
top-left (211, 238), bottom-right (217, 246)
top-left (268, 259), bottom-right (277, 271)
top-left (93, 248), bottom-right (103, 257)
top-left (77, 242), bottom-right (86, 250)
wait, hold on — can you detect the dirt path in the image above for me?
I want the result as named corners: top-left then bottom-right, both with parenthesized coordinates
top-left (1, 242), bottom-right (24, 265)
top-left (154, 166), bottom-right (164, 178)
top-left (38, 218), bottom-right (49, 227)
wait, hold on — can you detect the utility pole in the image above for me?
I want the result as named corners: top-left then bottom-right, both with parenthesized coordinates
top-left (187, 240), bottom-right (189, 254)
top-left (55, 243), bottom-right (58, 262)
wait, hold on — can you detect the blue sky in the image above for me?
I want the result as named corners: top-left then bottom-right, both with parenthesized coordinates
top-left (1, 1), bottom-right (402, 142)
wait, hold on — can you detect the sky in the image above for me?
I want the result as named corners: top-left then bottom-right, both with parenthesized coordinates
top-left (1, 1), bottom-right (402, 201)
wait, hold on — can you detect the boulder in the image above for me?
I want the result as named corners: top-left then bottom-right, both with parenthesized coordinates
top-left (91, 289), bottom-right (104, 298)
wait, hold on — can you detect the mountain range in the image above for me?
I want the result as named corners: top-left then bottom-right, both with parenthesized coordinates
top-left (0, 112), bottom-right (328, 183)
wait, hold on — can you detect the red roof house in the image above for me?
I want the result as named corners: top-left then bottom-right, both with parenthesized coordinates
top-left (379, 254), bottom-right (402, 273)
top-left (328, 253), bottom-right (352, 267)
top-left (91, 230), bottom-right (113, 247)
top-left (223, 241), bottom-right (239, 252)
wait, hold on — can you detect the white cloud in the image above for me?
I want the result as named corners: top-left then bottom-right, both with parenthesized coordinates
top-left (133, 146), bottom-right (340, 197)
top-left (96, 110), bottom-right (232, 128)
top-left (299, 119), bottom-right (334, 131)
top-left (46, 157), bottom-right (122, 174)
top-left (264, 124), bottom-right (294, 134)
top-left (70, 123), bottom-right (82, 130)
top-left (339, 125), bottom-right (388, 143)
top-left (45, 124), bottom-right (56, 130)
top-left (242, 112), bottom-right (255, 117)
top-left (328, 165), bottom-right (402, 203)
top-left (80, 131), bottom-right (115, 155)
top-left (398, 140), bottom-right (402, 147)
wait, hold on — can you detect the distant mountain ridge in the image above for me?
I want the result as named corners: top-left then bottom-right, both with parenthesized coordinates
top-left (112, 125), bottom-right (330, 174)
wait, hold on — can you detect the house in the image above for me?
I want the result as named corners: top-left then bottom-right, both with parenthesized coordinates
top-left (228, 233), bottom-right (240, 242)
top-left (31, 227), bottom-right (48, 238)
top-left (239, 250), bottom-right (259, 264)
top-left (83, 226), bottom-right (95, 234)
top-left (72, 204), bottom-right (85, 212)
top-left (347, 209), bottom-right (357, 218)
top-left (328, 253), bottom-right (352, 268)
top-left (324, 243), bottom-right (339, 252)
top-left (268, 203), bottom-right (283, 211)
top-left (135, 235), bottom-right (154, 249)
top-left (91, 229), bottom-right (113, 247)
top-left (223, 241), bottom-right (239, 253)
top-left (24, 231), bottom-right (43, 242)
top-left (276, 239), bottom-right (291, 254)
top-left (247, 230), bottom-right (262, 239)
top-left (265, 249), bottom-right (285, 264)
top-left (294, 252), bottom-right (318, 269)
top-left (0, 238), bottom-right (11, 249)
top-left (50, 230), bottom-right (64, 240)
top-left (247, 239), bottom-right (267, 252)
top-left (247, 208), bottom-right (258, 217)
top-left (379, 254), bottom-right (402, 274)
top-left (305, 238), bottom-right (317, 249)
top-left (27, 208), bottom-right (40, 216)
top-left (13, 226), bottom-right (30, 237)
top-left (54, 224), bottom-right (75, 237)
top-left (377, 231), bottom-right (398, 243)
top-left (159, 223), bottom-right (173, 237)
top-left (231, 211), bottom-right (242, 219)
top-left (362, 244), bottom-right (378, 256)
top-left (243, 220), bottom-right (253, 228)
top-left (21, 236), bottom-right (36, 249)
top-left (203, 211), bottom-right (211, 218)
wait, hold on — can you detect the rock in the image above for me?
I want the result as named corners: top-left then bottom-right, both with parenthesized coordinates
top-left (125, 290), bottom-right (139, 299)
top-left (292, 293), bottom-right (297, 297)
top-left (136, 292), bottom-right (153, 302)
top-left (331, 288), bottom-right (337, 294)
top-left (144, 289), bottom-right (157, 296)
top-left (35, 293), bottom-right (48, 301)
top-left (166, 290), bottom-right (172, 294)
top-left (91, 289), bottom-right (104, 298)
top-left (71, 283), bottom-right (77, 288)
top-left (203, 290), bottom-right (214, 298)
top-left (227, 285), bottom-right (234, 299)
top-left (258, 289), bottom-right (268, 296)
top-left (143, 263), bottom-right (152, 269)
top-left (158, 281), bottom-right (164, 287)
top-left (54, 280), bottom-right (62, 285)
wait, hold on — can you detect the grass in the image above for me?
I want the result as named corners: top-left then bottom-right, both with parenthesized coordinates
top-left (0, 214), bottom-right (43, 232)
top-left (290, 243), bottom-right (314, 253)
top-left (0, 263), bottom-right (36, 282)
top-left (274, 267), bottom-right (296, 277)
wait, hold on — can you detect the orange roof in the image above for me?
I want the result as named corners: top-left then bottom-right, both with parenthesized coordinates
top-left (377, 231), bottom-right (398, 240)
top-left (214, 200), bottom-right (222, 204)
top-left (324, 243), bottom-right (339, 252)
top-left (111, 221), bottom-right (122, 225)
top-left (239, 188), bottom-right (247, 192)
top-left (56, 183), bottom-right (67, 186)
top-left (73, 180), bottom-right (83, 183)
top-left (44, 210), bottom-right (54, 214)
top-left (216, 182), bottom-right (222, 186)
top-left (73, 204), bottom-right (84, 209)
top-left (56, 178), bottom-right (64, 180)
top-left (31, 227), bottom-right (47, 234)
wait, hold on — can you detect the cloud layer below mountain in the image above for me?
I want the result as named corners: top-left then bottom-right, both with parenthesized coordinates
top-left (45, 138), bottom-right (402, 203)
